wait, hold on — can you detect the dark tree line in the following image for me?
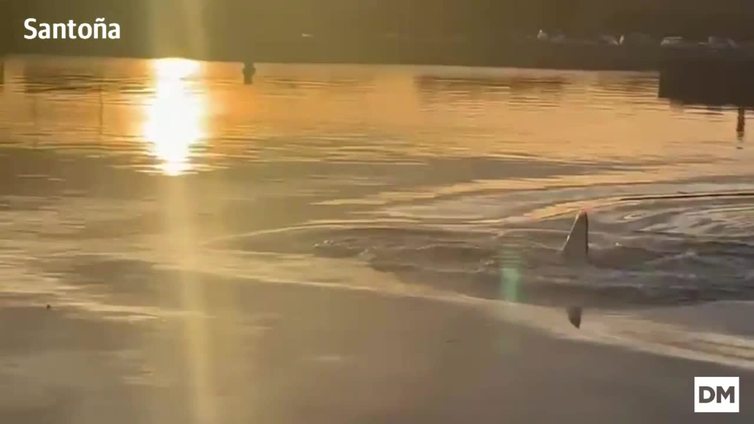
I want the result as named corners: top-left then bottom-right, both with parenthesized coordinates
top-left (3, 0), bottom-right (754, 60)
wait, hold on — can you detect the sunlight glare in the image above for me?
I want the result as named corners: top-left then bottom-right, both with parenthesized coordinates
top-left (143, 58), bottom-right (205, 176)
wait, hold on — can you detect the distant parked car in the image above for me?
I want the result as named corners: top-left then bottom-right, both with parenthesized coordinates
top-left (704, 36), bottom-right (738, 49)
top-left (619, 33), bottom-right (655, 46)
top-left (660, 36), bottom-right (684, 46)
top-left (536, 29), bottom-right (566, 43)
top-left (660, 36), bottom-right (697, 48)
top-left (598, 35), bottom-right (620, 46)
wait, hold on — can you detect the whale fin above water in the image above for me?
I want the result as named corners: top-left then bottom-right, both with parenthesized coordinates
top-left (561, 211), bottom-right (589, 263)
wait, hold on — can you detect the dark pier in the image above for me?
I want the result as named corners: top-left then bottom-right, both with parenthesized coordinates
top-left (659, 50), bottom-right (754, 108)
top-left (659, 49), bottom-right (754, 139)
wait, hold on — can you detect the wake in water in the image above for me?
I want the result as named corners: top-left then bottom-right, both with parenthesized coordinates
top-left (210, 190), bottom-right (754, 311)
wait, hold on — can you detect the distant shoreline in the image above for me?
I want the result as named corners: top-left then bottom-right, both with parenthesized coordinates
top-left (2, 40), bottom-right (662, 71)
top-left (5, 39), bottom-right (754, 73)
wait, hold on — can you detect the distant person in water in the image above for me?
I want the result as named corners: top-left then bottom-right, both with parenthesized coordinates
top-left (243, 60), bottom-right (256, 85)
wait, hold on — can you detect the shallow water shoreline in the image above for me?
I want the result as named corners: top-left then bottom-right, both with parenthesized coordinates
top-left (2, 274), bottom-right (753, 423)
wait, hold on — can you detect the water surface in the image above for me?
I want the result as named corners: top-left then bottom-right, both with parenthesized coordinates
top-left (1, 55), bottom-right (753, 311)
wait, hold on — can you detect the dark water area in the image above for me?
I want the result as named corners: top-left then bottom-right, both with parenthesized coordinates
top-left (1, 55), bottom-right (753, 311)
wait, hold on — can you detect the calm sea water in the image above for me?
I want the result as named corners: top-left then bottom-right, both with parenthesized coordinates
top-left (1, 55), bottom-right (753, 310)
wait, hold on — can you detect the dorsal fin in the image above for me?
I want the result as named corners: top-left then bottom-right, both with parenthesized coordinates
top-left (567, 307), bottom-right (583, 329)
top-left (561, 211), bottom-right (589, 262)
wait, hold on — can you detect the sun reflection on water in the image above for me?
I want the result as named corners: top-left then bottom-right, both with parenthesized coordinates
top-left (143, 58), bottom-right (205, 176)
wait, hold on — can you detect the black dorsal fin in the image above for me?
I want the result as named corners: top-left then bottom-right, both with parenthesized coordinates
top-left (561, 211), bottom-right (589, 262)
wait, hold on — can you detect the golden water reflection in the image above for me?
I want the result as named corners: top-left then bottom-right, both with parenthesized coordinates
top-left (143, 58), bottom-right (205, 176)
top-left (0, 56), bottom-right (749, 179)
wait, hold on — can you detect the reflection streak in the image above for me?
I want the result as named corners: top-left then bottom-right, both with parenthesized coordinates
top-left (143, 58), bottom-right (205, 176)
